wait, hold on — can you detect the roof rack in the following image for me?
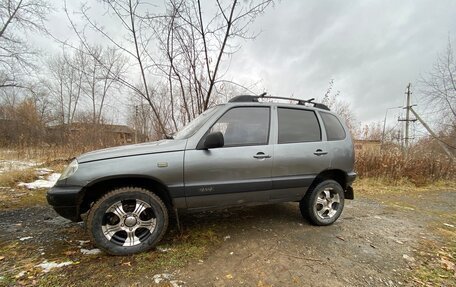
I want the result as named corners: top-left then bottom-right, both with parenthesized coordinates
top-left (228, 93), bottom-right (330, 111)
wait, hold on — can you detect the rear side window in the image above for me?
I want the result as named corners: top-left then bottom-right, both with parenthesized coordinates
top-left (320, 112), bottom-right (346, 141)
top-left (278, 108), bottom-right (321, 144)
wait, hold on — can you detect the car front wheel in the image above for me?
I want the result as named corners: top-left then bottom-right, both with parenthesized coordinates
top-left (87, 187), bottom-right (168, 255)
top-left (300, 180), bottom-right (345, 226)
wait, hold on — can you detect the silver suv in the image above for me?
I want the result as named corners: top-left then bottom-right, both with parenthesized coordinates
top-left (47, 94), bottom-right (356, 255)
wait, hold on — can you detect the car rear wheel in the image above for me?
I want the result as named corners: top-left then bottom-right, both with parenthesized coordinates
top-left (300, 180), bottom-right (344, 226)
top-left (87, 187), bottom-right (168, 255)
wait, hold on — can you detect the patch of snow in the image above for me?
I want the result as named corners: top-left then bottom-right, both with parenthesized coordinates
top-left (152, 274), bottom-right (185, 286)
top-left (44, 216), bottom-right (71, 225)
top-left (223, 235), bottom-right (231, 241)
top-left (15, 271), bottom-right (26, 278)
top-left (18, 173), bottom-right (61, 189)
top-left (402, 254), bottom-right (415, 263)
top-left (78, 240), bottom-right (90, 246)
top-left (153, 273), bottom-right (173, 284)
top-left (157, 246), bottom-right (171, 252)
top-left (80, 248), bottom-right (101, 255)
top-left (0, 160), bottom-right (41, 173)
top-left (170, 280), bottom-right (186, 287)
top-left (19, 236), bottom-right (33, 241)
top-left (36, 260), bottom-right (74, 273)
top-left (35, 168), bottom-right (53, 175)
top-left (444, 223), bottom-right (455, 228)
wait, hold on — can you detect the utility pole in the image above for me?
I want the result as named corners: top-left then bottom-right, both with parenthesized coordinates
top-left (405, 83), bottom-right (411, 150)
top-left (398, 83), bottom-right (416, 152)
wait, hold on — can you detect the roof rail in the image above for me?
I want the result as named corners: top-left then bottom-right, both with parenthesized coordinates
top-left (228, 93), bottom-right (330, 111)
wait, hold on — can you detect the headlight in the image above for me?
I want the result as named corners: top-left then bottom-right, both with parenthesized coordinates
top-left (59, 159), bottom-right (79, 180)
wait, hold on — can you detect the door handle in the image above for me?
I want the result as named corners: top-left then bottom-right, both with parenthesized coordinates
top-left (314, 149), bottom-right (328, 156)
top-left (253, 152), bottom-right (271, 159)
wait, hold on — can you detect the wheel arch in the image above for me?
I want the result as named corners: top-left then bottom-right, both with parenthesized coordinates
top-left (80, 175), bottom-right (173, 215)
top-left (308, 169), bottom-right (354, 199)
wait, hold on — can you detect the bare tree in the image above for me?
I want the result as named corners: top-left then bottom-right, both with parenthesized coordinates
top-left (321, 79), bottom-right (358, 135)
top-left (420, 38), bottom-right (456, 151)
top-left (62, 0), bottom-right (170, 137)
top-left (0, 0), bottom-right (51, 88)
top-left (47, 49), bottom-right (83, 125)
top-left (153, 0), bottom-right (273, 126)
top-left (78, 46), bottom-right (127, 124)
top-left (420, 39), bottom-right (456, 127)
top-left (60, 0), bottom-right (273, 137)
top-left (46, 44), bottom-right (127, 126)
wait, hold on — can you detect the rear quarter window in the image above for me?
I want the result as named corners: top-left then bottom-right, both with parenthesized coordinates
top-left (278, 108), bottom-right (321, 144)
top-left (320, 112), bottom-right (346, 141)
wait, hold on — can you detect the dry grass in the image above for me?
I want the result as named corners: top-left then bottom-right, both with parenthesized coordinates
top-left (0, 146), bottom-right (87, 163)
top-left (355, 150), bottom-right (455, 185)
top-left (0, 168), bottom-right (53, 210)
top-left (0, 169), bottom-right (37, 188)
top-left (354, 177), bottom-right (456, 195)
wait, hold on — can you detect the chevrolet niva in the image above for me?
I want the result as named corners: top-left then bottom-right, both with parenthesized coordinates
top-left (47, 94), bottom-right (356, 255)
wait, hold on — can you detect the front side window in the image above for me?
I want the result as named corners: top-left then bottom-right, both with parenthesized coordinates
top-left (208, 107), bottom-right (270, 147)
top-left (278, 108), bottom-right (321, 144)
top-left (320, 112), bottom-right (346, 141)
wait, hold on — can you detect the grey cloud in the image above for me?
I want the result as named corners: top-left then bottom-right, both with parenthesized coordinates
top-left (37, 0), bottom-right (456, 125)
top-left (227, 0), bottom-right (456, 123)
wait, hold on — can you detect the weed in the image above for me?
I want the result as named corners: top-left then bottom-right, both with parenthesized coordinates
top-left (0, 169), bottom-right (37, 188)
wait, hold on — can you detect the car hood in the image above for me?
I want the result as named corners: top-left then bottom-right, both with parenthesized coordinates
top-left (77, 139), bottom-right (187, 163)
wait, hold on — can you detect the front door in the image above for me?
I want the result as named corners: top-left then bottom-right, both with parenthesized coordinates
top-left (184, 106), bottom-right (273, 209)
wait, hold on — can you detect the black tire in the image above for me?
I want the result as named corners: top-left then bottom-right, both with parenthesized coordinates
top-left (299, 180), bottom-right (344, 226)
top-left (87, 187), bottom-right (168, 255)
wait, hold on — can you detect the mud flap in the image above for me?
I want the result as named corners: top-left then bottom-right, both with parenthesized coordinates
top-left (345, 186), bottom-right (354, 200)
top-left (174, 207), bottom-right (182, 233)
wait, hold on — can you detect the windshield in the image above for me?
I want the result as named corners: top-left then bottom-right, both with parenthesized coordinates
top-left (173, 106), bottom-right (220, 139)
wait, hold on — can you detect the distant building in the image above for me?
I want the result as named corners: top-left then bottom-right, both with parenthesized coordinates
top-left (47, 123), bottom-right (148, 145)
top-left (354, 139), bottom-right (381, 153)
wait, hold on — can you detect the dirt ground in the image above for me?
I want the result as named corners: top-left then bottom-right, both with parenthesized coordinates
top-left (0, 185), bottom-right (455, 287)
top-left (172, 190), bottom-right (456, 287)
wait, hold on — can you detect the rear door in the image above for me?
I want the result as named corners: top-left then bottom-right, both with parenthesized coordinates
top-left (319, 111), bottom-right (354, 171)
top-left (270, 107), bottom-right (330, 201)
top-left (184, 106), bottom-right (273, 209)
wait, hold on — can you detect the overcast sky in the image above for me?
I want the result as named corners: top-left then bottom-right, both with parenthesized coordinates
top-left (40, 0), bottom-right (456, 128)
top-left (226, 0), bottom-right (456, 125)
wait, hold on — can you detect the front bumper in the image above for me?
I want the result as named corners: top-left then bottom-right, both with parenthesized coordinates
top-left (47, 185), bottom-right (84, 222)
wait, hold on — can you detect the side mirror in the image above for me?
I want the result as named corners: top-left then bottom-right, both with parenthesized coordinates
top-left (203, 132), bottom-right (224, 149)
